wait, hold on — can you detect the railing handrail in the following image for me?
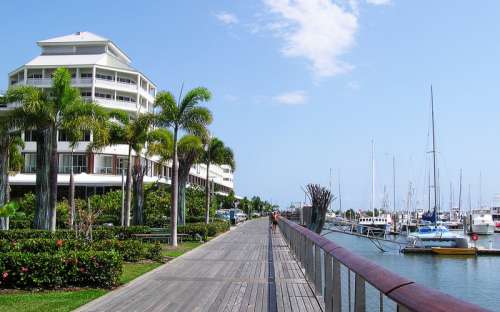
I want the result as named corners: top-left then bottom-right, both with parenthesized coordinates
top-left (279, 217), bottom-right (489, 312)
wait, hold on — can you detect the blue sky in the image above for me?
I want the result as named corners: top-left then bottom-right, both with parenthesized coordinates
top-left (2, 0), bottom-right (500, 211)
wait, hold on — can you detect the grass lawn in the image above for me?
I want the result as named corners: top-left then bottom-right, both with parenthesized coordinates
top-left (0, 240), bottom-right (204, 312)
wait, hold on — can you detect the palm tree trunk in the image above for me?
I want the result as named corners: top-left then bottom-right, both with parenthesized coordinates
top-left (0, 136), bottom-right (8, 231)
top-left (49, 126), bottom-right (58, 232)
top-left (69, 149), bottom-right (75, 229)
top-left (124, 145), bottom-right (133, 227)
top-left (132, 156), bottom-right (144, 225)
top-left (204, 161), bottom-right (211, 224)
top-left (178, 176), bottom-right (187, 226)
top-left (34, 127), bottom-right (52, 230)
top-left (170, 127), bottom-right (178, 247)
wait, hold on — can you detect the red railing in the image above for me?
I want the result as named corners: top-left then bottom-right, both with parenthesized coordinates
top-left (278, 217), bottom-right (489, 312)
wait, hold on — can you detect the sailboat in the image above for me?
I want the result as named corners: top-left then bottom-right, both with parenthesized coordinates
top-left (358, 141), bottom-right (392, 234)
top-left (408, 87), bottom-right (467, 248)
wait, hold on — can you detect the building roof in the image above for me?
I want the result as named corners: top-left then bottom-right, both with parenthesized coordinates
top-left (38, 31), bottom-right (108, 44)
top-left (37, 32), bottom-right (131, 64)
top-left (25, 54), bottom-right (133, 71)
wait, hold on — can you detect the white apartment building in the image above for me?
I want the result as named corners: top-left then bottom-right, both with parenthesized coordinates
top-left (3, 32), bottom-right (234, 198)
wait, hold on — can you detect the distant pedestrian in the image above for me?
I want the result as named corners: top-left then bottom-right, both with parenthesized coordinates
top-left (272, 211), bottom-right (279, 233)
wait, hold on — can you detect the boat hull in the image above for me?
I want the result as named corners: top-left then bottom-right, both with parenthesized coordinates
top-left (471, 224), bottom-right (495, 235)
top-left (431, 247), bottom-right (476, 255)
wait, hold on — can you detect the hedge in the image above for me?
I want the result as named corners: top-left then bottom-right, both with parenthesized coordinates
top-left (0, 239), bottom-right (161, 262)
top-left (0, 251), bottom-right (122, 289)
top-left (0, 226), bottom-right (151, 241)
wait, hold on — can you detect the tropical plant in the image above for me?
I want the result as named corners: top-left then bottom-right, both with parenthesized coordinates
top-left (177, 135), bottom-right (204, 225)
top-left (154, 87), bottom-right (212, 246)
top-left (7, 67), bottom-right (107, 231)
top-left (62, 102), bottom-right (109, 229)
top-left (0, 201), bottom-right (24, 230)
top-left (202, 137), bottom-right (235, 224)
top-left (107, 110), bottom-right (155, 227)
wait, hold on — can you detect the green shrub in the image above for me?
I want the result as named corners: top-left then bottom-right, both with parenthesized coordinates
top-left (0, 251), bottom-right (122, 289)
top-left (0, 226), bottom-right (151, 241)
top-left (0, 239), bottom-right (161, 262)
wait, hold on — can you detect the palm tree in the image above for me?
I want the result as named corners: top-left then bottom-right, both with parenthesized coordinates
top-left (7, 67), bottom-right (98, 231)
top-left (0, 110), bottom-right (24, 229)
top-left (202, 137), bottom-right (235, 224)
top-left (177, 135), bottom-right (204, 225)
top-left (155, 87), bottom-right (212, 246)
top-left (107, 110), bottom-right (155, 226)
top-left (62, 103), bottom-right (109, 228)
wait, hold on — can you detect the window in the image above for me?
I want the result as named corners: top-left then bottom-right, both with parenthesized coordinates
top-left (24, 130), bottom-right (36, 142)
top-left (94, 155), bottom-right (113, 174)
top-left (223, 168), bottom-right (231, 174)
top-left (117, 95), bottom-right (134, 102)
top-left (59, 154), bottom-right (87, 174)
top-left (58, 130), bottom-right (90, 142)
top-left (27, 73), bottom-right (42, 79)
top-left (81, 91), bottom-right (92, 97)
top-left (117, 158), bottom-right (128, 174)
top-left (95, 92), bottom-right (112, 99)
top-left (81, 73), bottom-right (93, 78)
top-left (23, 153), bottom-right (36, 173)
top-left (96, 73), bottom-right (114, 81)
top-left (117, 77), bottom-right (135, 84)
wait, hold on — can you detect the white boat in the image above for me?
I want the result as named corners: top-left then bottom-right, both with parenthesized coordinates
top-left (358, 215), bottom-right (392, 233)
top-left (326, 211), bottom-right (336, 222)
top-left (471, 209), bottom-right (495, 235)
top-left (408, 222), bottom-right (468, 248)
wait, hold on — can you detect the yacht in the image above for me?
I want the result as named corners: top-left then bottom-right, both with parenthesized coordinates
top-left (358, 214), bottom-right (392, 234)
top-left (471, 209), bottom-right (495, 235)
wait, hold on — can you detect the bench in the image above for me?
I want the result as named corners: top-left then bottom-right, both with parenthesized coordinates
top-left (131, 233), bottom-right (191, 244)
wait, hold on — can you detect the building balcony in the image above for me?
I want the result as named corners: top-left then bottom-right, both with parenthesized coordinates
top-left (11, 78), bottom-right (93, 88)
top-left (95, 77), bottom-right (137, 92)
top-left (94, 97), bottom-right (138, 112)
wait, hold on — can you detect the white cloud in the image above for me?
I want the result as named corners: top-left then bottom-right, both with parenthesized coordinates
top-left (215, 11), bottom-right (239, 25)
top-left (366, 0), bottom-right (391, 5)
top-left (273, 90), bottom-right (307, 105)
top-left (263, 0), bottom-right (358, 78)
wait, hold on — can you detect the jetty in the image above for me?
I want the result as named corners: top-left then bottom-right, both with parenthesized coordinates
top-left (77, 217), bottom-right (489, 312)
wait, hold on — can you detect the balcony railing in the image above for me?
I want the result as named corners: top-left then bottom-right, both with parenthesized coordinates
top-left (58, 166), bottom-right (88, 174)
top-left (95, 167), bottom-right (113, 175)
top-left (96, 77), bottom-right (137, 91)
top-left (94, 98), bottom-right (138, 111)
top-left (278, 218), bottom-right (488, 312)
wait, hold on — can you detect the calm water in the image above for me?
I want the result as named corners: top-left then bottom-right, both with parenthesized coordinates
top-left (323, 231), bottom-right (500, 311)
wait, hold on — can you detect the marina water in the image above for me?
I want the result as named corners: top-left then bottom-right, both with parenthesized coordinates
top-left (323, 231), bottom-right (500, 311)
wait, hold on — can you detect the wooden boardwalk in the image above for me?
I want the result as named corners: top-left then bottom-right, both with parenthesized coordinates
top-left (76, 218), bottom-right (322, 312)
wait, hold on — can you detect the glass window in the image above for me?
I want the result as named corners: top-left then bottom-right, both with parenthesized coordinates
top-left (23, 153), bottom-right (36, 173)
top-left (96, 73), bottom-right (113, 81)
top-left (81, 73), bottom-right (93, 78)
top-left (59, 154), bottom-right (87, 174)
top-left (24, 130), bottom-right (36, 142)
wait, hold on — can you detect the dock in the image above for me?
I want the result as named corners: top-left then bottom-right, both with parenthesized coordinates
top-left (76, 218), bottom-right (322, 312)
top-left (402, 247), bottom-right (500, 255)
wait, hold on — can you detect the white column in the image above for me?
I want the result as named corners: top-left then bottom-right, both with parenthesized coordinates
top-left (42, 69), bottom-right (45, 79)
top-left (91, 66), bottom-right (96, 101)
top-left (76, 68), bottom-right (80, 84)
top-left (136, 74), bottom-right (141, 110)
top-left (23, 68), bottom-right (27, 84)
top-left (114, 71), bottom-right (117, 82)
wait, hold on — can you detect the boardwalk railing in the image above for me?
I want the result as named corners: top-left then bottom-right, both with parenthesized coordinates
top-left (278, 217), bottom-right (488, 312)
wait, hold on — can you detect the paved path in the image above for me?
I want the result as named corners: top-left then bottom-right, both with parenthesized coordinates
top-left (77, 218), bottom-right (322, 312)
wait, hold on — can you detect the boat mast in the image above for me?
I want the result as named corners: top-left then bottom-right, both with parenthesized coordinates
top-left (431, 86), bottom-right (438, 226)
top-left (371, 140), bottom-right (376, 218)
top-left (338, 170), bottom-right (342, 214)
top-left (393, 156), bottom-right (396, 227)
top-left (458, 169), bottom-right (462, 217)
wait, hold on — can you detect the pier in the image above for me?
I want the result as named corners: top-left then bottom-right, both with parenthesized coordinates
top-left (76, 217), bottom-right (489, 312)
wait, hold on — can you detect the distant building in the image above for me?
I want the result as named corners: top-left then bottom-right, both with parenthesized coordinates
top-left (3, 32), bottom-right (234, 197)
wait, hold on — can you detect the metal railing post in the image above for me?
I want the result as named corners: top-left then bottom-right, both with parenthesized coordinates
top-left (355, 274), bottom-right (366, 312)
top-left (314, 245), bottom-right (322, 294)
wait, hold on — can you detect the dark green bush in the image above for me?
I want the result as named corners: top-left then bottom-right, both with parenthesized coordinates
top-left (0, 239), bottom-right (160, 262)
top-left (0, 251), bottom-right (122, 289)
top-left (0, 226), bottom-right (151, 241)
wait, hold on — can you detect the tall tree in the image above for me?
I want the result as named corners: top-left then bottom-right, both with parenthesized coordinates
top-left (155, 87), bottom-right (212, 246)
top-left (0, 109), bottom-right (24, 229)
top-left (62, 103), bottom-right (109, 228)
top-left (7, 68), bottom-right (95, 231)
top-left (177, 135), bottom-right (204, 225)
top-left (202, 137), bottom-right (235, 224)
top-left (107, 110), bottom-right (155, 226)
